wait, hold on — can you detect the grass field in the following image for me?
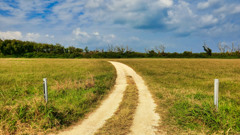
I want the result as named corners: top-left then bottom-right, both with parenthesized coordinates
top-left (116, 59), bottom-right (240, 134)
top-left (0, 58), bottom-right (116, 134)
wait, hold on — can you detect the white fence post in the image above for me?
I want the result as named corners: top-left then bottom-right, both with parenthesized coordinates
top-left (43, 78), bottom-right (48, 103)
top-left (214, 79), bottom-right (219, 110)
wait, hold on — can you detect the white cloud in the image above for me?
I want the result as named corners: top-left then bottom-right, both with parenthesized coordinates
top-left (72, 28), bottom-right (92, 43)
top-left (25, 33), bottom-right (40, 41)
top-left (200, 15), bottom-right (218, 25)
top-left (85, 0), bottom-right (104, 8)
top-left (73, 28), bottom-right (89, 37)
top-left (93, 32), bottom-right (100, 36)
top-left (109, 34), bottom-right (115, 38)
top-left (197, 0), bottom-right (219, 9)
top-left (214, 4), bottom-right (240, 14)
top-left (166, 1), bottom-right (197, 31)
top-left (202, 23), bottom-right (240, 38)
top-left (166, 1), bottom-right (220, 36)
top-left (0, 31), bottom-right (23, 40)
top-left (52, 1), bottom-right (84, 21)
top-left (45, 34), bottom-right (55, 38)
top-left (155, 0), bottom-right (173, 8)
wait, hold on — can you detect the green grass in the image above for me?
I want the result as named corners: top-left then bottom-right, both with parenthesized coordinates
top-left (116, 59), bottom-right (240, 134)
top-left (0, 58), bottom-right (116, 134)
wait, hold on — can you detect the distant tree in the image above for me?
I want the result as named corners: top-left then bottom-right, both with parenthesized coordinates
top-left (84, 46), bottom-right (89, 53)
top-left (68, 46), bottom-right (76, 53)
top-left (0, 39), bottom-right (2, 53)
top-left (218, 42), bottom-right (225, 53)
top-left (203, 42), bottom-right (212, 56)
top-left (183, 51), bottom-right (192, 57)
top-left (54, 43), bottom-right (64, 54)
top-left (237, 44), bottom-right (240, 52)
top-left (107, 44), bottom-right (114, 52)
top-left (154, 44), bottom-right (165, 54)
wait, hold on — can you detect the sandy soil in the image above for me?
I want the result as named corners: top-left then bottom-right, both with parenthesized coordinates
top-left (57, 61), bottom-right (160, 135)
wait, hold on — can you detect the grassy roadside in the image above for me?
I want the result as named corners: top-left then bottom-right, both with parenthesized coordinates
top-left (0, 58), bottom-right (116, 134)
top-left (116, 59), bottom-right (240, 134)
top-left (95, 76), bottom-right (138, 135)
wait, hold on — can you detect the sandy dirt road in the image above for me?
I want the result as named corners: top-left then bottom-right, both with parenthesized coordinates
top-left (116, 62), bottom-right (160, 135)
top-left (57, 61), bottom-right (160, 135)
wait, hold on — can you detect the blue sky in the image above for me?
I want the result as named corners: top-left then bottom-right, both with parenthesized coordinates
top-left (0, 0), bottom-right (240, 52)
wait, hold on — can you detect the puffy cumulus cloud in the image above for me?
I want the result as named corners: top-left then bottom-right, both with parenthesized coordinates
top-left (1, 0), bottom-right (240, 52)
top-left (155, 0), bottom-right (173, 8)
top-left (81, 0), bottom-right (174, 30)
top-left (72, 28), bottom-right (90, 43)
top-left (0, 30), bottom-right (57, 44)
top-left (73, 28), bottom-right (89, 37)
top-left (0, 31), bottom-right (23, 40)
top-left (93, 32), bottom-right (100, 36)
top-left (45, 34), bottom-right (55, 38)
top-left (165, 1), bottom-right (220, 36)
top-left (72, 28), bottom-right (117, 45)
top-left (165, 1), bottom-right (197, 35)
top-left (109, 34), bottom-right (116, 39)
top-left (202, 23), bottom-right (240, 38)
top-left (85, 0), bottom-right (104, 8)
top-left (200, 15), bottom-right (218, 25)
top-left (197, 0), bottom-right (219, 9)
top-left (25, 33), bottom-right (40, 41)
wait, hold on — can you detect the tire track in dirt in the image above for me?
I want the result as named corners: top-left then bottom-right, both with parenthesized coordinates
top-left (58, 62), bottom-right (127, 135)
top-left (115, 62), bottom-right (160, 135)
top-left (57, 61), bottom-right (160, 135)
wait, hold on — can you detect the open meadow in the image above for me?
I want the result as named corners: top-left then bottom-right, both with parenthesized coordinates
top-left (116, 59), bottom-right (240, 134)
top-left (0, 58), bottom-right (240, 134)
top-left (0, 59), bottom-right (116, 134)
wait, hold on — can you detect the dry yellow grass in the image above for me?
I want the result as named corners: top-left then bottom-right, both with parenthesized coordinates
top-left (95, 76), bottom-right (138, 135)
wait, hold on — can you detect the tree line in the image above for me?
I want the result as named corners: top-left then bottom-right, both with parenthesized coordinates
top-left (0, 39), bottom-right (240, 58)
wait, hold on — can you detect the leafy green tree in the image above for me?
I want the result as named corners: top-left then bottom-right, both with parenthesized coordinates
top-left (68, 46), bottom-right (77, 53)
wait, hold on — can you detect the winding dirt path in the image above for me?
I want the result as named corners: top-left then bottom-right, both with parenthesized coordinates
top-left (57, 61), bottom-right (160, 135)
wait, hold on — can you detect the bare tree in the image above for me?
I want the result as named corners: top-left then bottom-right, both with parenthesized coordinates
top-left (231, 42), bottom-right (239, 52)
top-left (107, 44), bottom-right (114, 52)
top-left (154, 44), bottom-right (166, 53)
top-left (223, 42), bottom-right (231, 53)
top-left (145, 48), bottom-right (149, 53)
top-left (125, 45), bottom-right (132, 53)
top-left (218, 42), bottom-right (224, 53)
top-left (116, 45), bottom-right (126, 53)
